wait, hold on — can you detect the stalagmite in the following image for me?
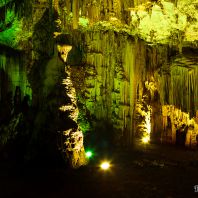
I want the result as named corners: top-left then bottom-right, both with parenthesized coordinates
top-left (58, 44), bottom-right (87, 168)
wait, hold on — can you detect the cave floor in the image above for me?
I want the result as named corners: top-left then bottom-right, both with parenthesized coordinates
top-left (1, 142), bottom-right (198, 198)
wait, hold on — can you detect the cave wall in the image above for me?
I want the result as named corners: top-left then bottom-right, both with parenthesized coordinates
top-left (156, 51), bottom-right (198, 147)
top-left (157, 53), bottom-right (198, 117)
top-left (55, 0), bottom-right (198, 147)
top-left (56, 0), bottom-right (133, 27)
top-left (68, 28), bottom-right (198, 147)
top-left (0, 51), bottom-right (32, 103)
top-left (0, 0), bottom-right (198, 165)
top-left (82, 31), bottom-right (136, 146)
top-left (30, 0), bottom-right (198, 151)
top-left (69, 29), bottom-right (171, 146)
top-left (161, 105), bottom-right (198, 148)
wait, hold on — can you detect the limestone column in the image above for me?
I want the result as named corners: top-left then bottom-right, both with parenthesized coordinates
top-left (58, 44), bottom-right (87, 168)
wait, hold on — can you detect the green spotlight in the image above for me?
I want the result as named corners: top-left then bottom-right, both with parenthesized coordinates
top-left (86, 151), bottom-right (93, 158)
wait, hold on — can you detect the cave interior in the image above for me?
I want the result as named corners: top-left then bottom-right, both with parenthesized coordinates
top-left (0, 0), bottom-right (198, 197)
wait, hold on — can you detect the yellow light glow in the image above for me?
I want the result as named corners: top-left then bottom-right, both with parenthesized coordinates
top-left (142, 136), bottom-right (150, 144)
top-left (100, 162), bottom-right (110, 170)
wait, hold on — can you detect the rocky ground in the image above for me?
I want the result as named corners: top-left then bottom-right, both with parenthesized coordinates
top-left (1, 141), bottom-right (198, 198)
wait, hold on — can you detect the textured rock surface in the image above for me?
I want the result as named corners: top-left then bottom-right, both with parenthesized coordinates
top-left (162, 105), bottom-right (198, 148)
top-left (68, 30), bottom-right (170, 146)
top-left (156, 53), bottom-right (198, 116)
top-left (0, 0), bottom-right (198, 167)
top-left (68, 28), bottom-right (197, 147)
top-left (60, 65), bottom-right (87, 168)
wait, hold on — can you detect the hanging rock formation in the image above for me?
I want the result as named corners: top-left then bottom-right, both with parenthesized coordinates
top-left (59, 0), bottom-right (198, 148)
top-left (67, 30), bottom-right (170, 146)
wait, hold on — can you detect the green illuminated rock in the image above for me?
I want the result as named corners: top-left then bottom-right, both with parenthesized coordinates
top-left (0, 0), bottom-right (13, 7)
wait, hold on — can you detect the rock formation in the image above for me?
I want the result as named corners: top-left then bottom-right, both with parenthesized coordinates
top-left (0, 0), bottom-right (198, 167)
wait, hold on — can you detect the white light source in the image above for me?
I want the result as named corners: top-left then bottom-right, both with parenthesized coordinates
top-left (100, 161), bottom-right (110, 170)
top-left (142, 136), bottom-right (150, 144)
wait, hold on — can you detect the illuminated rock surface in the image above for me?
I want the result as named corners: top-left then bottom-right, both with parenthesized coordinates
top-left (0, 0), bottom-right (198, 168)
top-left (61, 65), bottom-right (87, 168)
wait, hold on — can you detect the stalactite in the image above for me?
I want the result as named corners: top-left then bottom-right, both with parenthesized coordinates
top-left (162, 105), bottom-right (198, 148)
top-left (68, 31), bottom-right (148, 146)
top-left (58, 0), bottom-right (198, 148)
top-left (0, 53), bottom-right (6, 70)
top-left (67, 27), bottom-right (173, 146)
top-left (53, 0), bottom-right (59, 12)
top-left (158, 55), bottom-right (198, 117)
top-left (113, 0), bottom-right (121, 19)
top-left (72, 0), bottom-right (79, 29)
